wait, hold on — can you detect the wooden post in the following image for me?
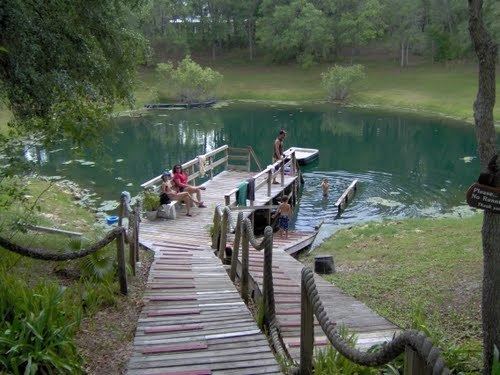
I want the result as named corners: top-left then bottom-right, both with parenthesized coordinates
top-left (116, 229), bottom-right (128, 295)
top-left (299, 271), bottom-right (314, 375)
top-left (209, 156), bottom-right (214, 180)
top-left (292, 151), bottom-right (297, 176)
top-left (224, 148), bottom-right (229, 170)
top-left (118, 197), bottom-right (125, 227)
top-left (404, 347), bottom-right (430, 375)
top-left (247, 147), bottom-right (251, 172)
top-left (267, 201), bottom-right (271, 225)
top-left (128, 214), bottom-right (136, 276)
top-left (262, 226), bottom-right (276, 323)
top-left (225, 194), bottom-right (231, 206)
top-left (280, 159), bottom-right (285, 187)
top-left (190, 164), bottom-right (196, 186)
top-left (267, 169), bottom-right (272, 197)
top-left (218, 209), bottom-right (228, 262)
top-left (134, 201), bottom-right (140, 262)
top-left (230, 212), bottom-right (243, 282)
top-left (241, 225), bottom-right (249, 303)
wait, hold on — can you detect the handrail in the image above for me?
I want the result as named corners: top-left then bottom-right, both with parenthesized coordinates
top-left (0, 192), bottom-right (143, 296)
top-left (141, 145), bottom-right (229, 189)
top-left (295, 267), bottom-right (451, 374)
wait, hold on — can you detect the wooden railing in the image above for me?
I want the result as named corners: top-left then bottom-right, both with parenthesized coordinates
top-left (140, 145), bottom-right (263, 191)
top-left (0, 192), bottom-right (142, 296)
top-left (223, 149), bottom-right (298, 207)
top-left (212, 203), bottom-right (452, 375)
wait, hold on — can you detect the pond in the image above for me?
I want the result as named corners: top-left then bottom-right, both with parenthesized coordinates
top-left (27, 102), bottom-right (492, 238)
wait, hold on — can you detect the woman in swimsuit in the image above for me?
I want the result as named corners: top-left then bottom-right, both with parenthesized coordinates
top-left (172, 164), bottom-right (206, 208)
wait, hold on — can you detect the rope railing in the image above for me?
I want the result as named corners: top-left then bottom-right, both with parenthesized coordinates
top-left (0, 191), bottom-right (143, 296)
top-left (295, 267), bottom-right (451, 375)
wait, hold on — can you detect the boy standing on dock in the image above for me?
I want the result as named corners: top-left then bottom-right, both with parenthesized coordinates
top-left (273, 195), bottom-right (292, 239)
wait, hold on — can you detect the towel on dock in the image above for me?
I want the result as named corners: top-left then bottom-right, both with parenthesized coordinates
top-left (236, 182), bottom-right (248, 206)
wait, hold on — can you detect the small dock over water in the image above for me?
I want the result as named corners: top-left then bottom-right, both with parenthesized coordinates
top-left (128, 145), bottom-right (399, 374)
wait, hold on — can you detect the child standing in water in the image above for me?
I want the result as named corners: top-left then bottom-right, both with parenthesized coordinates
top-left (321, 178), bottom-right (330, 197)
top-left (273, 195), bottom-right (292, 239)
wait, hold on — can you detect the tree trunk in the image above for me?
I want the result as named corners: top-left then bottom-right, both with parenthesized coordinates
top-left (400, 42), bottom-right (405, 68)
top-left (405, 43), bottom-right (410, 66)
top-left (248, 19), bottom-right (254, 61)
top-left (467, 1), bottom-right (499, 374)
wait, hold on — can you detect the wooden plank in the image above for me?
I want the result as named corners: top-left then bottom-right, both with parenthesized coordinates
top-left (147, 309), bottom-right (201, 317)
top-left (334, 179), bottom-right (359, 214)
top-left (144, 324), bottom-right (203, 334)
top-left (141, 341), bottom-right (208, 354)
top-left (25, 224), bottom-right (82, 237)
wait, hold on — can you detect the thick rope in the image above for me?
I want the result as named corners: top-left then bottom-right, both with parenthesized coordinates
top-left (0, 227), bottom-right (124, 261)
top-left (301, 267), bottom-right (451, 373)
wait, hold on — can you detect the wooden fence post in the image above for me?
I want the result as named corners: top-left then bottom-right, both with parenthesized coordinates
top-left (128, 213), bottom-right (136, 276)
top-left (134, 201), bottom-right (140, 262)
top-left (280, 159), bottom-right (285, 186)
top-left (404, 347), bottom-right (430, 375)
top-left (267, 169), bottom-right (272, 197)
top-left (225, 148), bottom-right (229, 170)
top-left (209, 156), bottom-right (214, 180)
top-left (299, 270), bottom-right (314, 375)
top-left (230, 212), bottom-right (243, 282)
top-left (262, 226), bottom-right (276, 323)
top-left (116, 229), bottom-right (128, 295)
top-left (292, 151), bottom-right (297, 176)
top-left (241, 224), bottom-right (249, 303)
top-left (218, 209), bottom-right (228, 261)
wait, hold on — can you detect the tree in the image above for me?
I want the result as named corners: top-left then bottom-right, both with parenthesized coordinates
top-left (256, 0), bottom-right (332, 65)
top-left (0, 0), bottom-right (146, 145)
top-left (156, 56), bottom-right (222, 102)
top-left (467, 0), bottom-right (499, 373)
top-left (321, 64), bottom-right (365, 100)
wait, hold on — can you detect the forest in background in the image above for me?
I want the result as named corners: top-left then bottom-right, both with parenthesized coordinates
top-left (135, 0), bottom-right (500, 66)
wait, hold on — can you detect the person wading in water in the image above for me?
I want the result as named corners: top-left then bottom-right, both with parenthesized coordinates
top-left (272, 129), bottom-right (286, 184)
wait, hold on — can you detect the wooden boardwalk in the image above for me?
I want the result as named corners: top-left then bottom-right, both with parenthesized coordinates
top-left (128, 170), bottom-right (288, 374)
top-left (129, 146), bottom-right (398, 372)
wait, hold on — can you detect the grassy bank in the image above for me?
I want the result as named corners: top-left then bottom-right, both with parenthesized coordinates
top-left (306, 215), bottom-right (483, 373)
top-left (136, 59), bottom-right (500, 123)
top-left (0, 178), bottom-right (151, 374)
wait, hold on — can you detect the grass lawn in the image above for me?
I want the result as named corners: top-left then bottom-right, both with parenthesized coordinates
top-left (0, 178), bottom-right (152, 374)
top-left (135, 58), bottom-right (499, 123)
top-left (305, 215), bottom-right (483, 373)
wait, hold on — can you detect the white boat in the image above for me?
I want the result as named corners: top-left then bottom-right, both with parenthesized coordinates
top-left (286, 147), bottom-right (319, 165)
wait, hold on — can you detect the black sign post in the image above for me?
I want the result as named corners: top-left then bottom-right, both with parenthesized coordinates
top-left (466, 183), bottom-right (500, 213)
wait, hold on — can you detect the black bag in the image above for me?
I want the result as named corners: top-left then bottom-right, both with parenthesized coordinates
top-left (160, 193), bottom-right (171, 205)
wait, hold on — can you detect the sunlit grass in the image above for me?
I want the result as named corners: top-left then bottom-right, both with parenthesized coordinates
top-left (307, 215), bottom-right (483, 373)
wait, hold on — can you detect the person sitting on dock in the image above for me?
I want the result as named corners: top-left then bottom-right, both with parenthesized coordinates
top-left (321, 178), bottom-right (330, 197)
top-left (272, 129), bottom-right (287, 184)
top-left (273, 195), bottom-right (292, 239)
top-left (161, 172), bottom-right (197, 216)
top-left (172, 164), bottom-right (207, 208)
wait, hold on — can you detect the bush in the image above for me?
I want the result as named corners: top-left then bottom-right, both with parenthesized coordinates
top-left (0, 272), bottom-right (83, 374)
top-left (321, 64), bottom-right (366, 101)
top-left (156, 56), bottom-right (222, 103)
top-left (143, 190), bottom-right (160, 212)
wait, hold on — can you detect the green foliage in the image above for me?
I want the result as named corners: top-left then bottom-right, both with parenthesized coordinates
top-left (0, 272), bottom-right (83, 374)
top-left (256, 0), bottom-right (332, 65)
top-left (321, 64), bottom-right (366, 101)
top-left (0, 0), bottom-right (147, 145)
top-left (314, 326), bottom-right (378, 374)
top-left (143, 190), bottom-right (160, 212)
top-left (254, 299), bottom-right (266, 331)
top-left (156, 56), bottom-right (223, 102)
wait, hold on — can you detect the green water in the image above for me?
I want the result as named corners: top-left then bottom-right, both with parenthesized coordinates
top-left (29, 102), bottom-right (493, 232)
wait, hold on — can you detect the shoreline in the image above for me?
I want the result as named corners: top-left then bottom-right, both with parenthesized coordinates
top-left (120, 98), bottom-right (500, 128)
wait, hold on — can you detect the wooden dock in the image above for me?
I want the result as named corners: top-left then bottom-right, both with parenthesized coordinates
top-left (129, 145), bottom-right (398, 373)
